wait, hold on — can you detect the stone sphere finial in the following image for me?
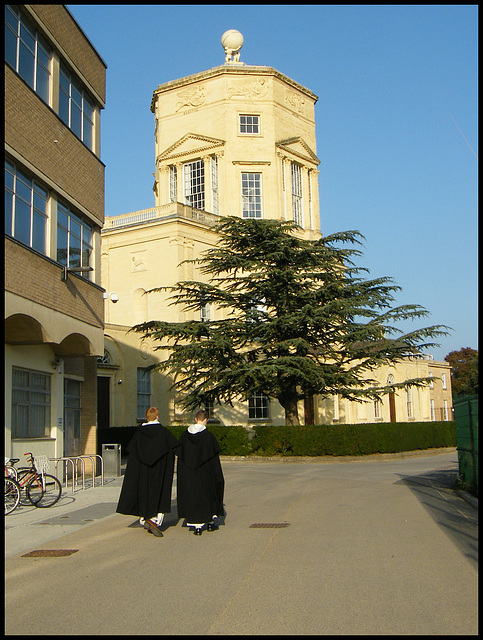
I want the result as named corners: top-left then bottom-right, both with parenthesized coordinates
top-left (221, 29), bottom-right (244, 64)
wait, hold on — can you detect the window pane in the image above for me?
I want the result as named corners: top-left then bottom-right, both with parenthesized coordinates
top-left (32, 210), bottom-right (46, 253)
top-left (5, 5), bottom-right (19, 31)
top-left (57, 226), bottom-right (68, 265)
top-left (5, 26), bottom-right (17, 69)
top-left (71, 83), bottom-right (82, 108)
top-left (71, 103), bottom-right (82, 138)
top-left (59, 88), bottom-right (69, 125)
top-left (83, 113), bottom-right (92, 149)
top-left (5, 190), bottom-right (13, 234)
top-left (14, 198), bottom-right (31, 245)
top-left (16, 174), bottom-right (32, 204)
top-left (19, 21), bottom-right (35, 51)
top-left (36, 64), bottom-right (49, 103)
top-left (18, 41), bottom-right (35, 87)
top-left (37, 39), bottom-right (50, 67)
top-left (69, 235), bottom-right (81, 267)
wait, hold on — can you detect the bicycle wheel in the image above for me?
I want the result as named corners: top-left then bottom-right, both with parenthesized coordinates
top-left (5, 478), bottom-right (21, 515)
top-left (27, 473), bottom-right (62, 507)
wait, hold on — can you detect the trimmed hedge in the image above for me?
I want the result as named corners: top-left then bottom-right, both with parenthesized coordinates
top-left (251, 422), bottom-right (456, 456)
top-left (98, 421), bottom-right (456, 458)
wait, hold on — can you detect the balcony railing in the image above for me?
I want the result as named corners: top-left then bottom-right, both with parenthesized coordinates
top-left (103, 202), bottom-right (220, 231)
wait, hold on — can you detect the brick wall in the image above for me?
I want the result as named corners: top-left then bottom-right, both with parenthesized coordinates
top-left (5, 237), bottom-right (103, 328)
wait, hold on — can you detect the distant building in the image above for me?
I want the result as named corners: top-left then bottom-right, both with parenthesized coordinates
top-left (100, 31), bottom-right (452, 427)
top-left (5, 5), bottom-right (107, 460)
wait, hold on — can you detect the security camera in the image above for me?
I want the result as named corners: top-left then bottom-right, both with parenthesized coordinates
top-left (111, 294), bottom-right (119, 303)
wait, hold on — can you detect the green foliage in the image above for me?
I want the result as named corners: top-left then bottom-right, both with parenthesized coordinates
top-left (131, 217), bottom-right (451, 425)
top-left (251, 422), bottom-right (456, 456)
top-left (99, 422), bottom-right (456, 458)
top-left (445, 347), bottom-right (478, 397)
top-left (97, 424), bottom-right (252, 457)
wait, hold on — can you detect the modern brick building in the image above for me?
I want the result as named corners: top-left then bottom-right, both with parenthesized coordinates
top-left (5, 5), bottom-right (107, 461)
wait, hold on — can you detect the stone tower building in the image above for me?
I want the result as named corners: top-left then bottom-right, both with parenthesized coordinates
top-left (100, 33), bottom-right (452, 429)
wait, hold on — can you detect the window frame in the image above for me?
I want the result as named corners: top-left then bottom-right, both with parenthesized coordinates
top-left (59, 63), bottom-right (94, 150)
top-left (169, 165), bottom-right (177, 202)
top-left (291, 162), bottom-right (303, 227)
top-left (5, 4), bottom-right (52, 105)
top-left (11, 366), bottom-right (51, 439)
top-left (183, 159), bottom-right (205, 211)
top-left (239, 114), bottom-right (260, 135)
top-left (56, 200), bottom-right (93, 278)
top-left (241, 172), bottom-right (262, 219)
top-left (5, 159), bottom-right (48, 255)
top-left (249, 391), bottom-right (270, 420)
top-left (137, 367), bottom-right (152, 420)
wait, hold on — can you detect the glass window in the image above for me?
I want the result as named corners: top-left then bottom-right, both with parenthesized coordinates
top-left (249, 392), bottom-right (270, 420)
top-left (242, 173), bottom-right (262, 218)
top-left (5, 5), bottom-right (51, 105)
top-left (406, 388), bottom-right (413, 419)
top-left (4, 160), bottom-right (48, 254)
top-left (291, 162), bottom-right (303, 227)
top-left (137, 368), bottom-right (151, 420)
top-left (183, 160), bottom-right (205, 210)
top-left (239, 114), bottom-right (260, 134)
top-left (169, 165), bottom-right (177, 202)
top-left (374, 399), bottom-right (382, 420)
top-left (56, 201), bottom-right (93, 277)
top-left (59, 64), bottom-right (94, 149)
top-left (443, 399), bottom-right (449, 421)
top-left (12, 367), bottom-right (51, 438)
top-left (200, 303), bottom-right (211, 322)
top-left (211, 156), bottom-right (219, 215)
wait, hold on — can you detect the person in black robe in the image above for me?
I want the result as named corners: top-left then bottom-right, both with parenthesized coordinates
top-left (176, 409), bottom-right (225, 536)
top-left (116, 407), bottom-right (178, 537)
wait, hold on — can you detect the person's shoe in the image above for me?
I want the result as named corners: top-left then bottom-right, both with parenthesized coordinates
top-left (207, 522), bottom-right (219, 532)
top-left (146, 519), bottom-right (164, 537)
top-left (193, 527), bottom-right (203, 536)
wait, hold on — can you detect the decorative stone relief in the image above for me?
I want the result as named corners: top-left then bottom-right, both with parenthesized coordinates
top-left (131, 252), bottom-right (146, 272)
top-left (176, 85), bottom-right (206, 112)
top-left (227, 78), bottom-right (269, 99)
top-left (285, 92), bottom-right (305, 113)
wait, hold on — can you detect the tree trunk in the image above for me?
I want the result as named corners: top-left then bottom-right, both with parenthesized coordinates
top-left (278, 393), bottom-right (300, 426)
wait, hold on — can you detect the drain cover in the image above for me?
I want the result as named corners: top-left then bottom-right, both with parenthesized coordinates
top-left (249, 523), bottom-right (290, 528)
top-left (21, 549), bottom-right (79, 558)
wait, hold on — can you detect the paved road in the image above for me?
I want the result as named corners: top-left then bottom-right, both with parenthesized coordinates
top-left (4, 451), bottom-right (478, 635)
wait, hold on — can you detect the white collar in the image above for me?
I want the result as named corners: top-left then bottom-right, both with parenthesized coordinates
top-left (142, 420), bottom-right (160, 425)
top-left (187, 423), bottom-right (206, 434)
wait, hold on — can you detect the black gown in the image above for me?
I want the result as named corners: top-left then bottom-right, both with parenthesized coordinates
top-left (176, 428), bottom-right (225, 524)
top-left (116, 423), bottom-right (178, 521)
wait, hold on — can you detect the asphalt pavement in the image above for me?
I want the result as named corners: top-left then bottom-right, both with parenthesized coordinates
top-left (4, 449), bottom-right (478, 635)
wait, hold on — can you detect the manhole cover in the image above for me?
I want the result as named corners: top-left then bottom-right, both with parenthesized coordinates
top-left (21, 549), bottom-right (79, 558)
top-left (249, 523), bottom-right (290, 528)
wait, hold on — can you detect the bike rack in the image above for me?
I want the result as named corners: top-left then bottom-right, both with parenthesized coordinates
top-left (50, 455), bottom-right (104, 493)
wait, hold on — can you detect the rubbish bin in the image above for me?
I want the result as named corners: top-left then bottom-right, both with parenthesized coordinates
top-left (102, 443), bottom-right (121, 477)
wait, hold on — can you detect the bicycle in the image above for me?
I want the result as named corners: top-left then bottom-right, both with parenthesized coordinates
top-left (5, 475), bottom-right (21, 515)
top-left (7, 453), bottom-right (62, 508)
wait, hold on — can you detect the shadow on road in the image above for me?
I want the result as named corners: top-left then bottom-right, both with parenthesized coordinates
top-left (396, 468), bottom-right (478, 568)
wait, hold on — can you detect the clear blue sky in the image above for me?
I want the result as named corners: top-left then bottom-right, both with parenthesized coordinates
top-left (67, 4), bottom-right (478, 362)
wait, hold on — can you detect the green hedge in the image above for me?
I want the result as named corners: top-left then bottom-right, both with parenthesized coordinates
top-left (251, 422), bottom-right (456, 456)
top-left (98, 421), bottom-right (455, 458)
